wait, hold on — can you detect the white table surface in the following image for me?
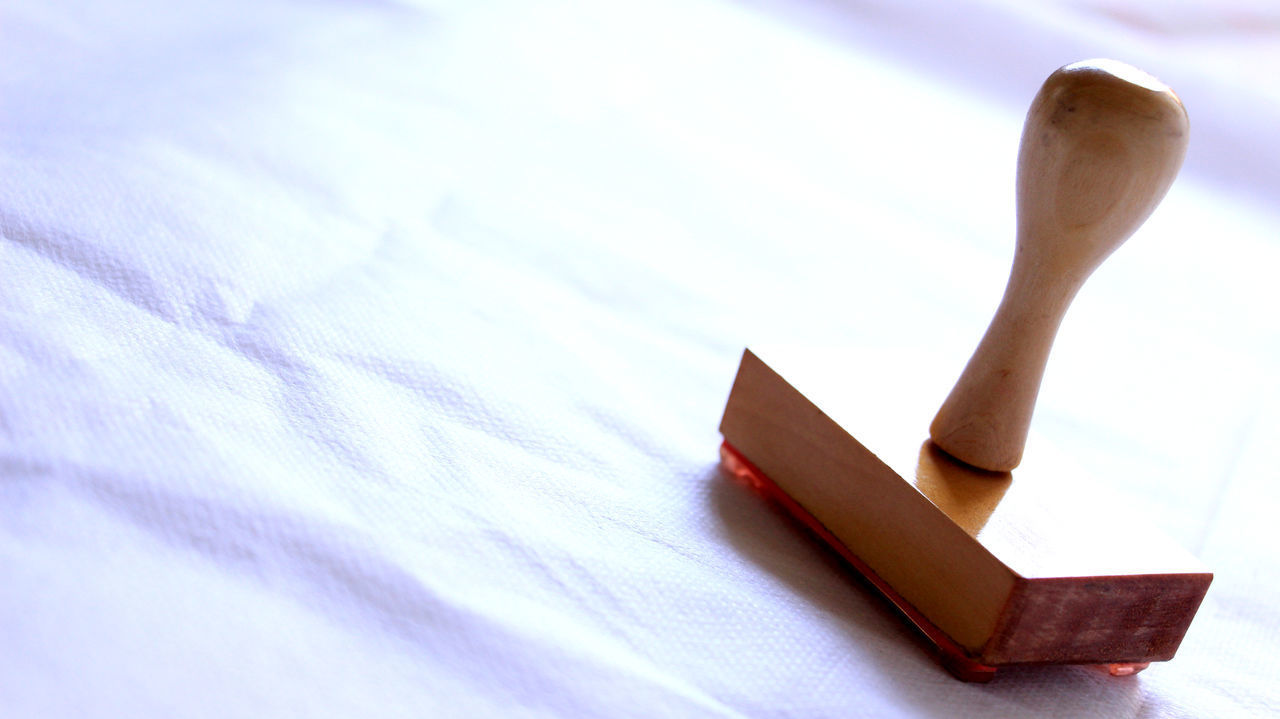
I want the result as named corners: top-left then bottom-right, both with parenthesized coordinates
top-left (2, 1), bottom-right (1277, 716)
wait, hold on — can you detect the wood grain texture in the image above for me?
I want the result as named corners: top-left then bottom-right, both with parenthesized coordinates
top-left (720, 346), bottom-right (1211, 668)
top-left (930, 60), bottom-right (1189, 472)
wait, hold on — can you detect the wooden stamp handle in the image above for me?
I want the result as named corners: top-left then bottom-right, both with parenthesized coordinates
top-left (929, 60), bottom-right (1189, 472)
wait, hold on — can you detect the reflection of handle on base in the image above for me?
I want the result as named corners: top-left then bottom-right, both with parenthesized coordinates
top-left (930, 59), bottom-right (1189, 472)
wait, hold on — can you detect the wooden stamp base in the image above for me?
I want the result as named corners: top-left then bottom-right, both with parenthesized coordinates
top-left (718, 347), bottom-right (1211, 681)
top-left (720, 440), bottom-right (1001, 682)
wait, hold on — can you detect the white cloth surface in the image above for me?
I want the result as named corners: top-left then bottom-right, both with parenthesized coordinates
top-left (2, 1), bottom-right (1278, 717)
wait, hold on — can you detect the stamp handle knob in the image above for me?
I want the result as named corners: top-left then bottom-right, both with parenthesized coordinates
top-left (930, 60), bottom-right (1189, 472)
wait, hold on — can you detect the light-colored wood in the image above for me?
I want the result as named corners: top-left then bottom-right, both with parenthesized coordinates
top-left (720, 346), bottom-right (1211, 666)
top-left (930, 60), bottom-right (1189, 471)
top-left (717, 60), bottom-right (1208, 673)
